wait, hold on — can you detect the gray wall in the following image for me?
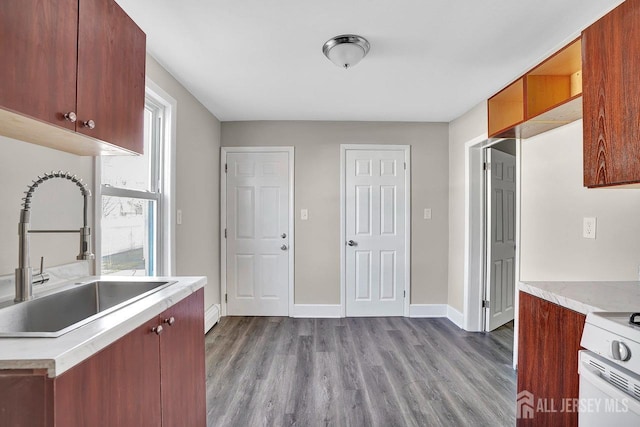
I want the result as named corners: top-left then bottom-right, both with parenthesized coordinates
top-left (520, 120), bottom-right (640, 280)
top-left (146, 55), bottom-right (222, 309)
top-left (222, 121), bottom-right (449, 305)
top-left (0, 137), bottom-right (94, 275)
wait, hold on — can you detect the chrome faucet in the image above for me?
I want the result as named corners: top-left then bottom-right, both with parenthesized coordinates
top-left (15, 171), bottom-right (95, 302)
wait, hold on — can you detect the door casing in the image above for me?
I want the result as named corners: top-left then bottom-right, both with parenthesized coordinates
top-left (340, 144), bottom-right (411, 317)
top-left (220, 146), bottom-right (295, 317)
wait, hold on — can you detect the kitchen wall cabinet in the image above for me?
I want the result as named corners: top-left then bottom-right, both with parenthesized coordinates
top-left (582, 0), bottom-right (640, 187)
top-left (488, 38), bottom-right (583, 139)
top-left (517, 291), bottom-right (585, 427)
top-left (0, 289), bottom-right (205, 426)
top-left (0, 0), bottom-right (145, 156)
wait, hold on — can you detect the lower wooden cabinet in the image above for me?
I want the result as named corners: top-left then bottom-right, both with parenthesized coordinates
top-left (0, 288), bottom-right (205, 426)
top-left (517, 291), bottom-right (585, 427)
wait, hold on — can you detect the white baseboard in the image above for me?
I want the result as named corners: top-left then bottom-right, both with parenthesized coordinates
top-left (409, 304), bottom-right (448, 317)
top-left (292, 304), bottom-right (342, 318)
top-left (447, 305), bottom-right (464, 329)
top-left (204, 304), bottom-right (221, 333)
top-left (409, 304), bottom-right (465, 329)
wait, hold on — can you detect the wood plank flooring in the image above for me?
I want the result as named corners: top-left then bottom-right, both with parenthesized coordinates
top-left (205, 317), bottom-right (516, 427)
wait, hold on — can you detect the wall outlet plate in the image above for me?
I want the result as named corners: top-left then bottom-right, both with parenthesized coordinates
top-left (583, 217), bottom-right (596, 239)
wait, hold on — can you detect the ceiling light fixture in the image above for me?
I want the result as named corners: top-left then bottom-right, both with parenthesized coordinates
top-left (322, 34), bottom-right (370, 69)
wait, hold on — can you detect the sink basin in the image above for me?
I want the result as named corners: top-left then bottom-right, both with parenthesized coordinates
top-left (0, 280), bottom-right (175, 338)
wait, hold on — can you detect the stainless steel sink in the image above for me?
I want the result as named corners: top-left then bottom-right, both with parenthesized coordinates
top-left (0, 280), bottom-right (174, 338)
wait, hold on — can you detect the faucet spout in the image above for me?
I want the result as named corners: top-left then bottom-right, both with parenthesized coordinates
top-left (15, 171), bottom-right (94, 302)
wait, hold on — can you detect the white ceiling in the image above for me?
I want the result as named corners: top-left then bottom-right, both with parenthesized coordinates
top-left (115, 0), bottom-right (623, 123)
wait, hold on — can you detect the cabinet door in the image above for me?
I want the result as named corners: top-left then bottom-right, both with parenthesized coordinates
top-left (0, 0), bottom-right (78, 130)
top-left (0, 371), bottom-right (53, 426)
top-left (517, 292), bottom-right (585, 427)
top-left (54, 318), bottom-right (162, 427)
top-left (77, 0), bottom-right (146, 154)
top-left (159, 289), bottom-right (206, 427)
top-left (583, 0), bottom-right (640, 187)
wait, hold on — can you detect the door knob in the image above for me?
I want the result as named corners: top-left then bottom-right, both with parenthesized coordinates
top-left (63, 112), bottom-right (77, 123)
top-left (281, 233), bottom-right (287, 238)
top-left (281, 244), bottom-right (288, 251)
top-left (163, 316), bottom-right (176, 326)
top-left (151, 325), bottom-right (164, 335)
top-left (82, 119), bottom-right (96, 129)
top-left (347, 240), bottom-right (357, 246)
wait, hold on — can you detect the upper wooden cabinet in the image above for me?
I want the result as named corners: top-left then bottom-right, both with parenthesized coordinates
top-left (582, 0), bottom-right (640, 187)
top-left (488, 38), bottom-right (583, 139)
top-left (0, 0), bottom-right (145, 155)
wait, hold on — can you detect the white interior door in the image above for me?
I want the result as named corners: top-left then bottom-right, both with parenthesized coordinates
top-left (225, 150), bottom-right (290, 316)
top-left (485, 148), bottom-right (516, 331)
top-left (345, 148), bottom-right (407, 317)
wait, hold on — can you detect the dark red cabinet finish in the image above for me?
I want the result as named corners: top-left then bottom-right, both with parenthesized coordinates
top-left (583, 0), bottom-right (640, 187)
top-left (77, 0), bottom-right (146, 154)
top-left (159, 288), bottom-right (206, 427)
top-left (0, 0), bottom-right (79, 131)
top-left (0, 0), bottom-right (145, 155)
top-left (517, 291), bottom-right (586, 427)
top-left (54, 317), bottom-right (163, 427)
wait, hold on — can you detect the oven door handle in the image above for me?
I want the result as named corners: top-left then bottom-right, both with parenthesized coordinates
top-left (579, 360), bottom-right (640, 414)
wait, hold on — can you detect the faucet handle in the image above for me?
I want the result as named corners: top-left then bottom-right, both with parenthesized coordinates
top-left (32, 256), bottom-right (50, 286)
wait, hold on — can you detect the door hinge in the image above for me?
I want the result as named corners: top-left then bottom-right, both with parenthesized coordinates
top-left (404, 162), bottom-right (407, 170)
top-left (225, 163), bottom-right (228, 173)
top-left (404, 290), bottom-right (406, 298)
top-left (483, 162), bottom-right (491, 171)
top-left (224, 228), bottom-right (227, 238)
top-left (225, 293), bottom-right (228, 303)
top-left (482, 300), bottom-right (489, 308)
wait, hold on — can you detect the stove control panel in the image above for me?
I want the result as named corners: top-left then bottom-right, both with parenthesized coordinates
top-left (581, 322), bottom-right (640, 374)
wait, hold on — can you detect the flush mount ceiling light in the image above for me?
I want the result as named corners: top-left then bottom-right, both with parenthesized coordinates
top-left (322, 34), bottom-right (370, 69)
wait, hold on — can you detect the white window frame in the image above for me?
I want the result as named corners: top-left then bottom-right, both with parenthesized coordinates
top-left (94, 78), bottom-right (177, 276)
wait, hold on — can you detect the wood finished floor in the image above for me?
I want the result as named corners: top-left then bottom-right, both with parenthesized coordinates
top-left (205, 317), bottom-right (516, 427)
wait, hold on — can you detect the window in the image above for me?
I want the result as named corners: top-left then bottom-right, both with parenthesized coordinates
top-left (97, 82), bottom-right (175, 276)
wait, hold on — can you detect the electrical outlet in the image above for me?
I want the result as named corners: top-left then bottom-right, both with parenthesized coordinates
top-left (583, 217), bottom-right (596, 239)
top-left (301, 209), bottom-right (308, 220)
top-left (424, 208), bottom-right (432, 220)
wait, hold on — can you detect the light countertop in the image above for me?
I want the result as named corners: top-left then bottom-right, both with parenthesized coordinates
top-left (0, 275), bottom-right (206, 377)
top-left (519, 281), bottom-right (640, 315)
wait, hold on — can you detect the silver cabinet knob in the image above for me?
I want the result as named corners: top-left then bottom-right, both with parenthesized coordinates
top-left (151, 325), bottom-right (164, 335)
top-left (281, 244), bottom-right (288, 251)
top-left (281, 233), bottom-right (287, 238)
top-left (347, 240), bottom-right (357, 246)
top-left (164, 316), bottom-right (176, 326)
top-left (63, 112), bottom-right (77, 123)
top-left (82, 119), bottom-right (96, 129)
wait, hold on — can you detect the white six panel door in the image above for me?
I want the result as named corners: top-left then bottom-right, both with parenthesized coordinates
top-left (486, 148), bottom-right (516, 331)
top-left (345, 149), bottom-right (406, 317)
top-left (226, 151), bottom-right (290, 316)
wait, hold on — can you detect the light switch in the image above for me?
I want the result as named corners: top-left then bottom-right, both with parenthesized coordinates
top-left (301, 209), bottom-right (308, 220)
top-left (424, 208), bottom-right (432, 220)
top-left (177, 209), bottom-right (183, 225)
